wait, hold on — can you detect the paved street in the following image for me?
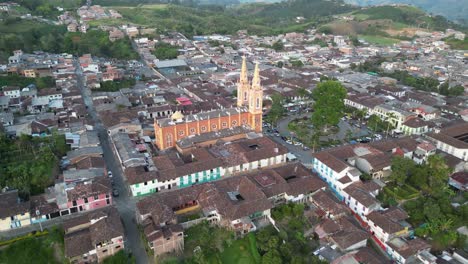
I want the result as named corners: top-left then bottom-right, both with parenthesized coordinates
top-left (74, 61), bottom-right (149, 264)
top-left (266, 113), bottom-right (372, 166)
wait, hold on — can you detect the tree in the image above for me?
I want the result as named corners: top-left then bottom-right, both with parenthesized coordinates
top-left (439, 81), bottom-right (450, 95)
top-left (290, 60), bottom-right (304, 67)
top-left (266, 93), bottom-right (285, 127)
top-left (384, 112), bottom-right (396, 138)
top-left (153, 43), bottom-right (180, 60)
top-left (311, 81), bottom-right (347, 132)
top-left (426, 155), bottom-right (452, 196)
top-left (262, 249), bottom-right (282, 264)
top-left (448, 85), bottom-right (465, 96)
top-left (390, 156), bottom-right (415, 186)
top-left (277, 61), bottom-right (284, 68)
top-left (297, 87), bottom-right (309, 99)
top-left (272, 41), bottom-right (284, 51)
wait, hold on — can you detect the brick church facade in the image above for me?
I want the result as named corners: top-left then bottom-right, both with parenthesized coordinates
top-left (154, 58), bottom-right (263, 150)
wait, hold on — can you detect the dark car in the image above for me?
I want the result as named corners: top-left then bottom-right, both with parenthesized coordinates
top-left (112, 189), bottom-right (119, 197)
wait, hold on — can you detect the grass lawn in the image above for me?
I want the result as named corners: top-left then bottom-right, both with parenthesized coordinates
top-left (359, 35), bottom-right (399, 45)
top-left (384, 183), bottom-right (420, 202)
top-left (219, 233), bottom-right (261, 264)
top-left (0, 228), bottom-right (65, 264)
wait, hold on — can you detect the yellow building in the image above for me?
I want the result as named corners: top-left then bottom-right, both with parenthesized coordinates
top-left (23, 69), bottom-right (37, 78)
top-left (0, 190), bottom-right (31, 231)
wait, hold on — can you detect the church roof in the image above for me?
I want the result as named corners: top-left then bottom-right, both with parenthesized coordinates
top-left (155, 107), bottom-right (248, 128)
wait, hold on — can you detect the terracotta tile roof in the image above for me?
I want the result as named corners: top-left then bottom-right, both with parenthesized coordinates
top-left (313, 152), bottom-right (348, 173)
top-left (387, 237), bottom-right (430, 259)
top-left (64, 207), bottom-right (123, 258)
top-left (312, 190), bottom-right (348, 216)
top-left (427, 121), bottom-right (468, 149)
top-left (66, 177), bottom-right (111, 202)
top-left (75, 156), bottom-right (106, 170)
top-left (343, 182), bottom-right (380, 208)
top-left (451, 172), bottom-right (468, 185)
top-left (402, 118), bottom-right (430, 128)
top-left (64, 228), bottom-right (93, 258)
top-left (353, 247), bottom-right (390, 264)
top-left (0, 190), bottom-right (29, 219)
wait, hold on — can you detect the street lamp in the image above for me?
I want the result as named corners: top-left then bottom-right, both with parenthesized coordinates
top-left (36, 210), bottom-right (43, 232)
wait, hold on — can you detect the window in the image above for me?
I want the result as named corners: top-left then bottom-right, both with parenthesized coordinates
top-left (256, 97), bottom-right (260, 109)
top-left (190, 127), bottom-right (196, 134)
top-left (166, 133), bottom-right (173, 147)
top-left (94, 195), bottom-right (99, 200)
top-left (222, 122), bottom-right (227, 128)
top-left (102, 249), bottom-right (108, 253)
top-left (244, 91), bottom-right (247, 101)
top-left (84, 198), bottom-right (88, 203)
top-left (201, 126), bottom-right (206, 132)
top-left (144, 182), bottom-right (148, 186)
top-left (212, 124), bottom-right (217, 129)
top-left (115, 245), bottom-right (121, 249)
top-left (232, 120), bottom-right (238, 126)
top-left (178, 130), bottom-right (185, 136)
top-left (72, 201), bottom-right (77, 206)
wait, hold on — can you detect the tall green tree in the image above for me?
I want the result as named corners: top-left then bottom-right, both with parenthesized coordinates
top-left (390, 156), bottom-right (415, 186)
top-left (311, 81), bottom-right (347, 132)
top-left (266, 93), bottom-right (285, 127)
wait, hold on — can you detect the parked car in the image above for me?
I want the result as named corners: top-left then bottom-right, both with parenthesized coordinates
top-left (112, 189), bottom-right (119, 197)
top-left (108, 170), bottom-right (113, 178)
top-left (286, 139), bottom-right (293, 144)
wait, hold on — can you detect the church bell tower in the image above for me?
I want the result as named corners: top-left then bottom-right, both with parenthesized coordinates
top-left (249, 62), bottom-right (263, 132)
top-left (237, 56), bottom-right (250, 107)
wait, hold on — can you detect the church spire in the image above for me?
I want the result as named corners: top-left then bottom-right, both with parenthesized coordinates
top-left (251, 62), bottom-right (261, 89)
top-left (237, 56), bottom-right (250, 107)
top-left (240, 56), bottom-right (248, 84)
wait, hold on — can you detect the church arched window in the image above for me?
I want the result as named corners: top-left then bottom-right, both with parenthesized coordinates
top-left (166, 133), bottom-right (173, 147)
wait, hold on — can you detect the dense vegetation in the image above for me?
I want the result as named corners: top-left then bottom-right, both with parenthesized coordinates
top-left (95, 78), bottom-right (136, 92)
top-left (0, 228), bottom-right (65, 264)
top-left (112, 0), bottom-right (354, 37)
top-left (153, 43), bottom-right (180, 60)
top-left (0, 133), bottom-right (69, 198)
top-left (0, 75), bottom-right (55, 89)
top-left (102, 250), bottom-right (136, 264)
top-left (443, 36), bottom-right (468, 50)
top-left (257, 203), bottom-right (325, 264)
top-left (63, 31), bottom-right (138, 60)
top-left (14, 0), bottom-right (82, 19)
top-left (353, 5), bottom-right (461, 31)
top-left (377, 155), bottom-right (468, 251)
top-left (0, 19), bottom-right (67, 62)
top-left (0, 19), bottom-right (137, 62)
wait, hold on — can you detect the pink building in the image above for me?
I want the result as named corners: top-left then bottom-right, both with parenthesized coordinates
top-left (66, 177), bottom-right (112, 213)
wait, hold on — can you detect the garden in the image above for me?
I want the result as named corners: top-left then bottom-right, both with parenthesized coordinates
top-left (0, 228), bottom-right (65, 264)
top-left (379, 155), bottom-right (468, 252)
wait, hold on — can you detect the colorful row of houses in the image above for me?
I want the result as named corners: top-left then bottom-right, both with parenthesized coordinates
top-left (135, 162), bottom-right (327, 256)
top-left (311, 137), bottom-right (443, 263)
top-left (119, 135), bottom-right (289, 197)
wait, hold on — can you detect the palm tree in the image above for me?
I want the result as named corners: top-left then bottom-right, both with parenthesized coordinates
top-left (385, 112), bottom-right (397, 139)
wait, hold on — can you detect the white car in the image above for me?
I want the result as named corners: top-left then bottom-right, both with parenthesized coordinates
top-left (293, 141), bottom-right (302, 146)
top-left (286, 139), bottom-right (293, 144)
top-left (108, 170), bottom-right (113, 178)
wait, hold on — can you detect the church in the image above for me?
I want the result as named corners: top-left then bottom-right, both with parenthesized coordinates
top-left (154, 57), bottom-right (263, 150)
